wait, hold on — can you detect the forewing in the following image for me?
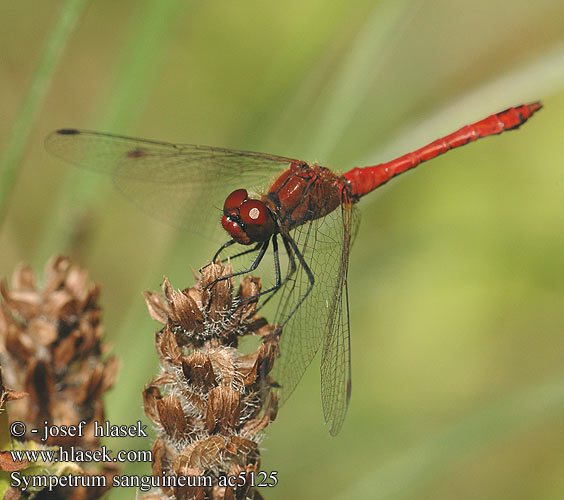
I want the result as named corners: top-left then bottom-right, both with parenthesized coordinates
top-left (45, 129), bottom-right (298, 241)
top-left (272, 204), bottom-right (360, 434)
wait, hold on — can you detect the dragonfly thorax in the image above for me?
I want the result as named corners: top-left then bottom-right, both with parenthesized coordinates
top-left (221, 189), bottom-right (276, 245)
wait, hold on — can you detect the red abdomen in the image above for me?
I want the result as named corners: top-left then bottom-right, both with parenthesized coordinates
top-left (343, 102), bottom-right (542, 198)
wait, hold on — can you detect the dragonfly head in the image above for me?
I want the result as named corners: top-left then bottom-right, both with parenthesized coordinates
top-left (222, 189), bottom-right (275, 245)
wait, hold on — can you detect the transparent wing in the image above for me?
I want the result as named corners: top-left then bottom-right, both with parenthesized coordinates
top-left (271, 203), bottom-right (360, 435)
top-left (320, 202), bottom-right (360, 435)
top-left (45, 129), bottom-right (299, 241)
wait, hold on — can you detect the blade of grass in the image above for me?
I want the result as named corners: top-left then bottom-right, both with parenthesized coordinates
top-left (0, 0), bottom-right (89, 225)
top-left (299, 0), bottom-right (417, 160)
top-left (35, 4), bottom-right (187, 468)
top-left (35, 0), bottom-right (189, 452)
top-left (358, 42), bottom-right (564, 168)
top-left (33, 0), bottom-right (185, 268)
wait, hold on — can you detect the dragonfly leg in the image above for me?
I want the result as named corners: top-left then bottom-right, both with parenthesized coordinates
top-left (240, 234), bottom-right (283, 302)
top-left (204, 239), bottom-right (270, 289)
top-left (223, 241), bottom-right (264, 264)
top-left (280, 234), bottom-right (315, 327)
top-left (256, 234), bottom-right (297, 310)
top-left (199, 240), bottom-right (263, 273)
top-left (199, 239), bottom-right (237, 272)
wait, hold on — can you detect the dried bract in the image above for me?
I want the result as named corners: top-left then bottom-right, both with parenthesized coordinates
top-left (142, 262), bottom-right (279, 500)
top-left (0, 256), bottom-right (119, 499)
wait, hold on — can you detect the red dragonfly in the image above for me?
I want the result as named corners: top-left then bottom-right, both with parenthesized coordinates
top-left (46, 102), bottom-right (541, 435)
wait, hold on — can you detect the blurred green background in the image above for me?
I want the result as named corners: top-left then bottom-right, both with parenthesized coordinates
top-left (2, 0), bottom-right (564, 498)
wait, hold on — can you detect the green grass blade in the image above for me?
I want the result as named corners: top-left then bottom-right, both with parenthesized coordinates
top-left (301, 0), bottom-right (415, 160)
top-left (33, 0), bottom-right (185, 267)
top-left (0, 0), bottom-right (89, 223)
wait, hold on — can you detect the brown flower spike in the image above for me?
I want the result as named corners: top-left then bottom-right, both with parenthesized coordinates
top-left (142, 262), bottom-right (280, 500)
top-left (0, 256), bottom-right (119, 499)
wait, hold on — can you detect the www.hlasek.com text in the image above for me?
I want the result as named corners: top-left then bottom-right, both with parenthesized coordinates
top-left (9, 445), bottom-right (151, 464)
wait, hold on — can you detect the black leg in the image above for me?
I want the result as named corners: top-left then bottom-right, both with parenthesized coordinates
top-left (256, 234), bottom-right (297, 310)
top-left (240, 234), bottom-right (282, 302)
top-left (199, 239), bottom-right (237, 272)
top-left (202, 232), bottom-right (309, 325)
top-left (200, 240), bottom-right (265, 274)
top-left (280, 234), bottom-right (315, 327)
top-left (222, 241), bottom-right (263, 264)
top-left (204, 239), bottom-right (270, 289)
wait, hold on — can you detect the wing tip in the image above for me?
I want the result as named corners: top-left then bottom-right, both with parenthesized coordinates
top-left (328, 417), bottom-right (345, 437)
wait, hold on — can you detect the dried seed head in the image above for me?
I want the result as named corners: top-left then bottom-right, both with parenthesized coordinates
top-left (142, 262), bottom-right (280, 500)
top-left (0, 256), bottom-right (119, 499)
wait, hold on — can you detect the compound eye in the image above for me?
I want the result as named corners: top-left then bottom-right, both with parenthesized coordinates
top-left (221, 215), bottom-right (251, 245)
top-left (224, 189), bottom-right (248, 213)
top-left (239, 199), bottom-right (269, 227)
top-left (239, 199), bottom-right (275, 242)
